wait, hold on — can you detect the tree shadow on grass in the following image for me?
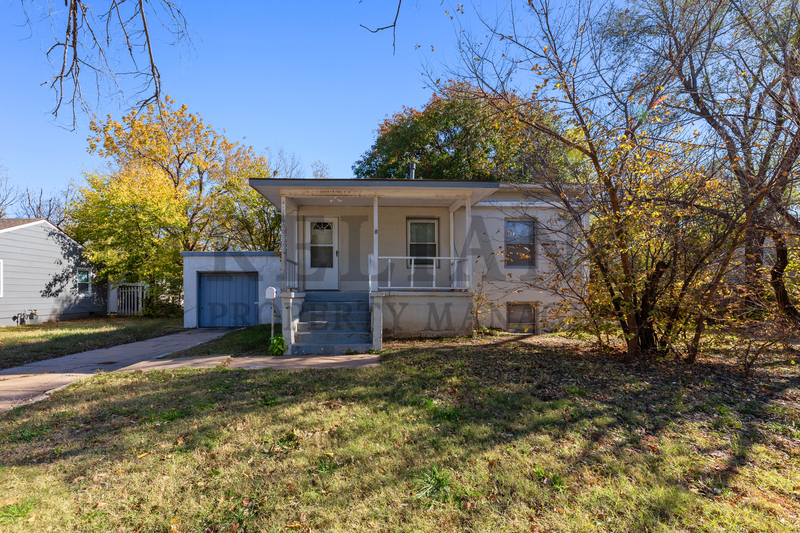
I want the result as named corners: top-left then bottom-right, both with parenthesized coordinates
top-left (1, 337), bottom-right (798, 530)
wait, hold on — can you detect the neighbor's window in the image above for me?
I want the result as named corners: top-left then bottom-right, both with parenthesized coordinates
top-left (77, 268), bottom-right (92, 296)
top-left (505, 219), bottom-right (536, 268)
top-left (408, 219), bottom-right (438, 266)
top-left (507, 303), bottom-right (536, 334)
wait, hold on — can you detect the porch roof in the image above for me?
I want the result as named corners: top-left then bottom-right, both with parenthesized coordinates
top-left (249, 178), bottom-right (501, 208)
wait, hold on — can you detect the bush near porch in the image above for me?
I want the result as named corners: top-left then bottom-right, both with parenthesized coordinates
top-left (0, 317), bottom-right (184, 370)
top-left (0, 335), bottom-right (798, 532)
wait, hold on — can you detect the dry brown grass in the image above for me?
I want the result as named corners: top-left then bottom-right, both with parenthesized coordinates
top-left (0, 333), bottom-right (798, 532)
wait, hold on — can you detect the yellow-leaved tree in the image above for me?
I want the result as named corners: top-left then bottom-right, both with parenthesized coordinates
top-left (69, 166), bottom-right (189, 313)
top-left (87, 96), bottom-right (265, 252)
top-left (70, 97), bottom-right (277, 314)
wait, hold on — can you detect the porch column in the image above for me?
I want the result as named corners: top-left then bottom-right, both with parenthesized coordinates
top-left (280, 196), bottom-right (286, 291)
top-left (466, 194), bottom-right (472, 289)
top-left (449, 210), bottom-right (455, 287)
top-left (373, 196), bottom-right (379, 292)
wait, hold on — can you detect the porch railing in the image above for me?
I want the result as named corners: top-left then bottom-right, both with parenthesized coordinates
top-left (369, 255), bottom-right (469, 291)
top-left (285, 258), bottom-right (299, 291)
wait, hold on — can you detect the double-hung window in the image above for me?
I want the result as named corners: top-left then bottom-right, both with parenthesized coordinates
top-left (77, 268), bottom-right (92, 296)
top-left (408, 219), bottom-right (438, 266)
top-left (505, 219), bottom-right (536, 268)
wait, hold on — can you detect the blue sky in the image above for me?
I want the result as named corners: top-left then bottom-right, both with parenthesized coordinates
top-left (0, 1), bottom-right (485, 194)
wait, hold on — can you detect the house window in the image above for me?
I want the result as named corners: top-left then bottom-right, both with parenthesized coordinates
top-left (408, 219), bottom-right (438, 266)
top-left (505, 219), bottom-right (536, 268)
top-left (507, 303), bottom-right (536, 334)
top-left (77, 268), bottom-right (92, 296)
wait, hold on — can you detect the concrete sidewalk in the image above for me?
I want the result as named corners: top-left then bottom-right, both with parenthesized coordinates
top-left (226, 354), bottom-right (380, 370)
top-left (0, 328), bottom-right (231, 413)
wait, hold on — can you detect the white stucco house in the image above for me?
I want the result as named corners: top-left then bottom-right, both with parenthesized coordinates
top-left (246, 178), bottom-right (583, 356)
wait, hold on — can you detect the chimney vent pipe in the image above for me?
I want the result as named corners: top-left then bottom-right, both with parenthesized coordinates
top-left (409, 162), bottom-right (416, 180)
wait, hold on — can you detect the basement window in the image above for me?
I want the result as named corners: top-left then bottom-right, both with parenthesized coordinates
top-left (507, 303), bottom-right (536, 334)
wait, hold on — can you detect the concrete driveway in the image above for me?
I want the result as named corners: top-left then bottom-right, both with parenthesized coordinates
top-left (0, 328), bottom-right (231, 413)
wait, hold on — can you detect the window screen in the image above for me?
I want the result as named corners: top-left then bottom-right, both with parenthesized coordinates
top-left (507, 303), bottom-right (536, 334)
top-left (408, 220), bottom-right (437, 265)
top-left (505, 219), bottom-right (536, 268)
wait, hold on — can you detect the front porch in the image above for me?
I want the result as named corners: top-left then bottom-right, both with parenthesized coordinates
top-left (250, 179), bottom-right (500, 355)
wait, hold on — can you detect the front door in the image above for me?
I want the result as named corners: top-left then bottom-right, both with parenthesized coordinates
top-left (305, 218), bottom-right (339, 290)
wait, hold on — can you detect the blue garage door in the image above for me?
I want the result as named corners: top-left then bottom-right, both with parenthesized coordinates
top-left (199, 273), bottom-right (259, 327)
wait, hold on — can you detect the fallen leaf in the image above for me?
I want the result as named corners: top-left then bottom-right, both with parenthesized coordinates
top-left (2, 499), bottom-right (18, 506)
top-left (286, 524), bottom-right (302, 530)
top-left (137, 452), bottom-right (148, 459)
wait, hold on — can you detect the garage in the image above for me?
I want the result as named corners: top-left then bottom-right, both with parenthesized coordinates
top-left (198, 273), bottom-right (258, 327)
top-left (182, 251), bottom-right (282, 329)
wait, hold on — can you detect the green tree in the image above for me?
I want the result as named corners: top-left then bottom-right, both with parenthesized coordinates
top-left (353, 81), bottom-right (553, 181)
top-left (218, 162), bottom-right (281, 252)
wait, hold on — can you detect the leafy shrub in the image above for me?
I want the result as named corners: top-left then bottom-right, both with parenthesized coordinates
top-left (140, 298), bottom-right (182, 318)
top-left (269, 334), bottom-right (286, 355)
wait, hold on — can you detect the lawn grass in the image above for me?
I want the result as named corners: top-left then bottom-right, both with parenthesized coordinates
top-left (0, 335), bottom-right (798, 532)
top-left (169, 324), bottom-right (278, 358)
top-left (0, 317), bottom-right (184, 370)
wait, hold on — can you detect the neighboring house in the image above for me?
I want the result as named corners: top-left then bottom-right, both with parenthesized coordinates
top-left (243, 178), bottom-right (584, 355)
top-left (0, 218), bottom-right (107, 327)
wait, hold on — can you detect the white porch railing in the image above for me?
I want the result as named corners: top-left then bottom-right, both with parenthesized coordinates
top-left (285, 258), bottom-right (299, 291)
top-left (117, 284), bottom-right (144, 316)
top-left (369, 255), bottom-right (469, 291)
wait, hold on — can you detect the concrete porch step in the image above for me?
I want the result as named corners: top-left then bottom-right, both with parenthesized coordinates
top-left (290, 343), bottom-right (373, 356)
top-left (295, 331), bottom-right (371, 344)
top-left (299, 310), bottom-right (370, 322)
top-left (301, 301), bottom-right (369, 313)
top-left (297, 321), bottom-right (370, 332)
top-left (304, 291), bottom-right (369, 303)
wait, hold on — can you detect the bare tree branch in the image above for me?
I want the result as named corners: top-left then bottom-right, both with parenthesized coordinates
top-left (360, 0), bottom-right (402, 54)
top-left (19, 0), bottom-right (190, 128)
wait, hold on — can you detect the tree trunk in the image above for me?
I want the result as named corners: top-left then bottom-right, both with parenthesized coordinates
top-left (770, 230), bottom-right (800, 321)
top-left (743, 226), bottom-right (766, 304)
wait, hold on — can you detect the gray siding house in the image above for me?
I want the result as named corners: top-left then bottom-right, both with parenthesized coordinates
top-left (0, 219), bottom-right (107, 327)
